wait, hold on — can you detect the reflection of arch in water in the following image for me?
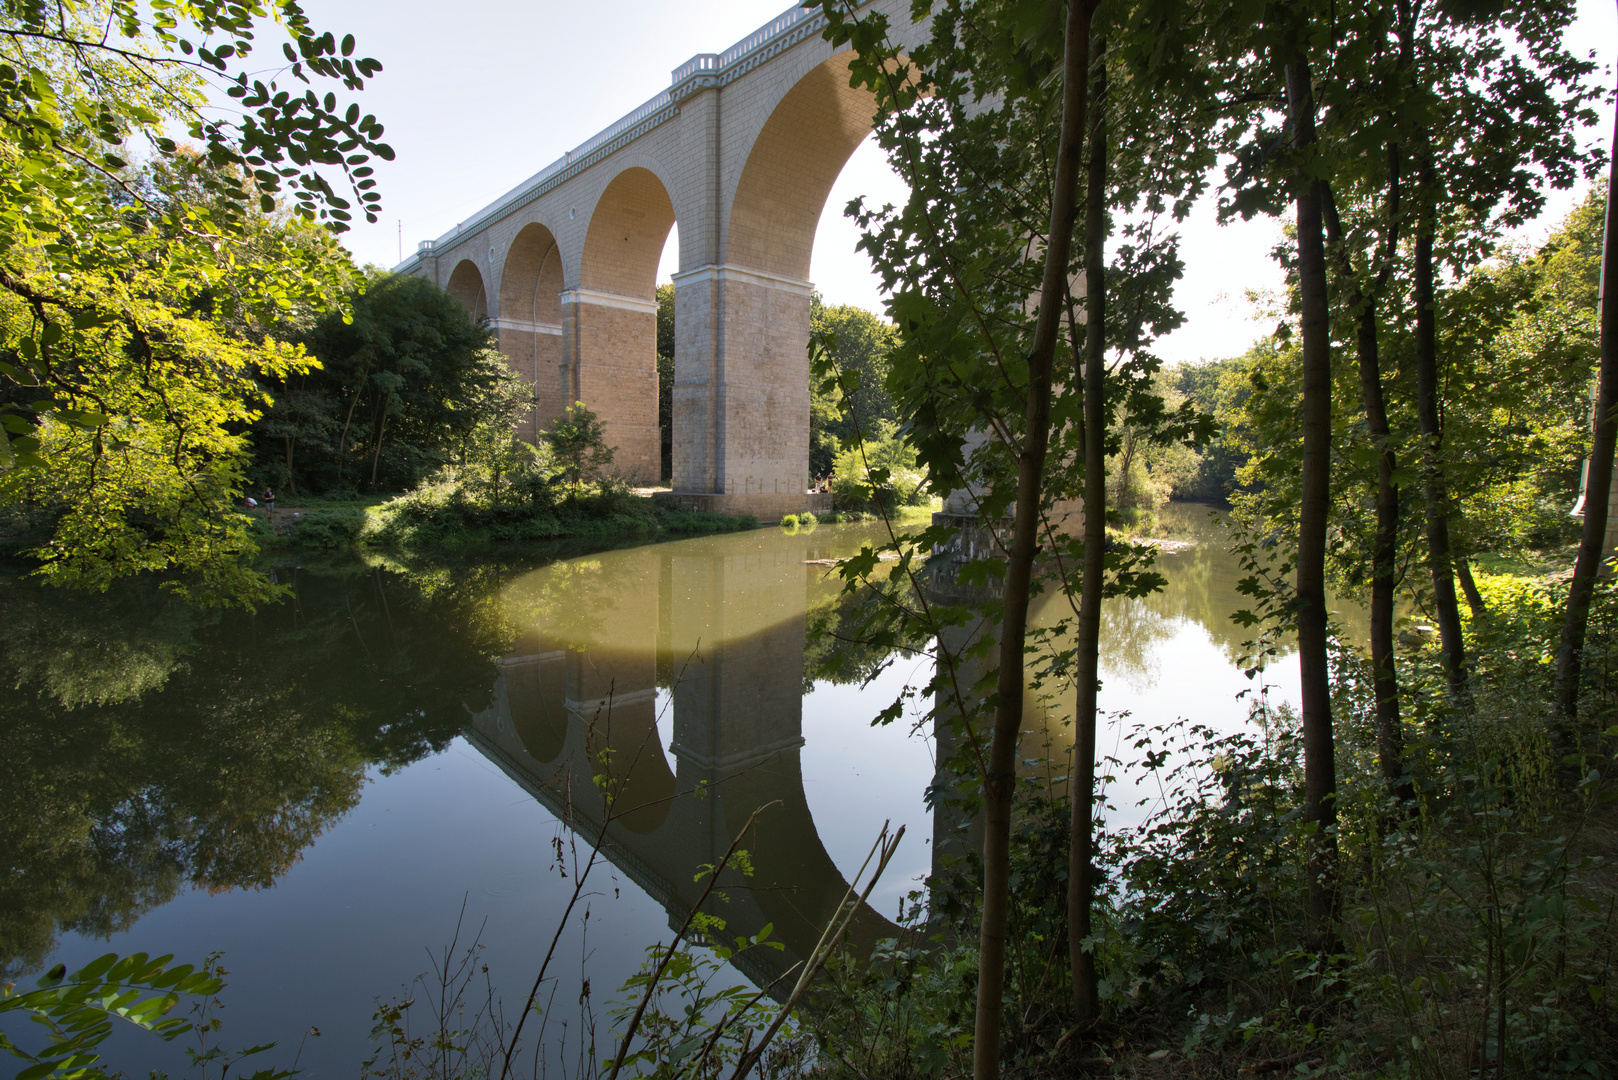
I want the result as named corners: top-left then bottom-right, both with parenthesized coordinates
top-left (470, 530), bottom-right (901, 993)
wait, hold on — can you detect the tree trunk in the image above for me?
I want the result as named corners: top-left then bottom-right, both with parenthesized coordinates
top-left (284, 433), bottom-right (298, 497)
top-left (1284, 50), bottom-right (1339, 935)
top-left (1556, 100), bottom-right (1618, 719)
top-left (1359, 296), bottom-right (1409, 801)
top-left (336, 367), bottom-right (369, 487)
top-left (1414, 146), bottom-right (1470, 703)
top-left (973, 2), bottom-right (1092, 1076)
top-left (370, 408), bottom-right (389, 490)
top-left (1323, 155), bottom-right (1407, 804)
top-left (1456, 557), bottom-right (1487, 620)
top-left (1067, 30), bottom-right (1106, 1026)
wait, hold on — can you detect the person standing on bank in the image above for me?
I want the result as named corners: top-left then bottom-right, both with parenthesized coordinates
top-left (263, 487), bottom-right (276, 516)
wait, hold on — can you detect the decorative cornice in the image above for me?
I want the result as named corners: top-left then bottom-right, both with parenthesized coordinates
top-left (490, 318), bottom-right (563, 335)
top-left (559, 288), bottom-right (659, 314)
top-left (670, 263), bottom-right (814, 297)
top-left (668, 733), bottom-right (806, 772)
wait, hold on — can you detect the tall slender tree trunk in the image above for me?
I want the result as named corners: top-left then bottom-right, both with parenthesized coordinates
top-left (1284, 49), bottom-right (1339, 934)
top-left (1556, 101), bottom-right (1618, 719)
top-left (1324, 154), bottom-right (1408, 803)
top-left (370, 408), bottom-right (389, 489)
top-left (284, 434), bottom-right (298, 497)
top-left (974, 2), bottom-right (1093, 1076)
top-left (1067, 31), bottom-right (1106, 1026)
top-left (336, 365), bottom-right (369, 487)
top-left (1413, 145), bottom-right (1469, 703)
top-left (1358, 296), bottom-right (1409, 800)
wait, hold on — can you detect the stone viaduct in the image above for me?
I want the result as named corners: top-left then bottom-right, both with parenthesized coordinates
top-left (397, 0), bottom-right (926, 522)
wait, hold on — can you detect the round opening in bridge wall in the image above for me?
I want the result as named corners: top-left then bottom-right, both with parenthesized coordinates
top-left (569, 206), bottom-right (576, 220)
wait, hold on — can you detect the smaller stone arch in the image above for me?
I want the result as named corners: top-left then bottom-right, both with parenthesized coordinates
top-left (580, 165), bottom-right (676, 298)
top-left (565, 165), bottom-right (677, 484)
top-left (497, 223), bottom-right (567, 442)
top-left (446, 259), bottom-right (488, 321)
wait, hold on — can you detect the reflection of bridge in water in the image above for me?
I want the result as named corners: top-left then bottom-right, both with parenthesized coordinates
top-left (465, 529), bottom-right (905, 996)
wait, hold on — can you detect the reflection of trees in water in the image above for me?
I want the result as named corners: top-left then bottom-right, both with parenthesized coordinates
top-left (0, 558), bottom-right (524, 977)
top-left (1096, 596), bottom-right (1179, 691)
top-left (803, 575), bottom-right (930, 694)
top-left (1143, 504), bottom-right (1368, 663)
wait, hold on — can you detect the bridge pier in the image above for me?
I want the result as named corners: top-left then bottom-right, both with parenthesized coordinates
top-left (562, 290), bottom-right (662, 484)
top-left (666, 264), bottom-right (829, 522)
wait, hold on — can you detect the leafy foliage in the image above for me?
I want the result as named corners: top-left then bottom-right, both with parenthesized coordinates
top-left (544, 401), bottom-right (616, 493)
top-left (0, 951), bottom-right (289, 1080)
top-left (251, 272), bottom-right (519, 496)
top-left (0, 0), bottom-right (394, 601)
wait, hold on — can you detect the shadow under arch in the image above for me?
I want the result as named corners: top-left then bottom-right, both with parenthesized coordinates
top-left (581, 165), bottom-right (676, 298)
top-left (446, 259), bottom-right (488, 321)
top-left (567, 165), bottom-right (676, 482)
top-left (726, 50), bottom-right (880, 280)
top-left (498, 223), bottom-right (566, 440)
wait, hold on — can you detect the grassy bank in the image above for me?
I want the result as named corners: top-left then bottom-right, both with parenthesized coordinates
top-left (262, 476), bottom-right (757, 553)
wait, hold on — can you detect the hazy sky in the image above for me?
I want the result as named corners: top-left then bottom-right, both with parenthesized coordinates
top-left (308, 0), bottom-right (1617, 365)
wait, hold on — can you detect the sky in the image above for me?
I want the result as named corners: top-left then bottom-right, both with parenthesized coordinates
top-left (306, 0), bottom-right (1618, 366)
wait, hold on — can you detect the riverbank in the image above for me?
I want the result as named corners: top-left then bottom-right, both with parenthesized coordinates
top-left (258, 487), bottom-right (760, 553)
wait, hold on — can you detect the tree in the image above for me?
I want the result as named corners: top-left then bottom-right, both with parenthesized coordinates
top-left (808, 297), bottom-right (899, 478)
top-left (657, 283), bottom-right (674, 482)
top-left (544, 402), bottom-right (615, 493)
top-left (1559, 154), bottom-right (1618, 717)
top-left (252, 272), bottom-right (514, 494)
top-left (0, 0), bottom-right (392, 603)
top-left (817, 0), bottom-right (1213, 1064)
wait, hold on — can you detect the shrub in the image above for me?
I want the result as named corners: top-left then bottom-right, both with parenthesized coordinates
top-left (829, 425), bottom-right (928, 513)
top-left (656, 509), bottom-right (758, 535)
top-left (291, 507), bottom-right (370, 549)
top-left (780, 514), bottom-right (800, 530)
top-left (543, 402), bottom-right (615, 490)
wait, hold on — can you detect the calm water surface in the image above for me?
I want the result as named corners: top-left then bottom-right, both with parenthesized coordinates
top-left (0, 504), bottom-right (1356, 1075)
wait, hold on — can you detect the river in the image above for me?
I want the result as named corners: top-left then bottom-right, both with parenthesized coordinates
top-left (0, 502), bottom-right (1355, 1074)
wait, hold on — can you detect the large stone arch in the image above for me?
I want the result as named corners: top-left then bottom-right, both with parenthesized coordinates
top-left (580, 162), bottom-right (677, 296)
top-left (565, 165), bottom-right (677, 484)
top-left (666, 52), bottom-right (876, 518)
top-left (726, 50), bottom-right (876, 281)
top-left (446, 259), bottom-right (489, 321)
top-left (497, 223), bottom-right (566, 443)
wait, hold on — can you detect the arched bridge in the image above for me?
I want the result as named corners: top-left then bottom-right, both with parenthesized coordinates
top-left (395, 0), bottom-right (926, 521)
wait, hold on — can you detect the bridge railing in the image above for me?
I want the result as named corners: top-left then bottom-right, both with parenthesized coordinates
top-left (717, 4), bottom-right (817, 68)
top-left (670, 53), bottom-right (718, 85)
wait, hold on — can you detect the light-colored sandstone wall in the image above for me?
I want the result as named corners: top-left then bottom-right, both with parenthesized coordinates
top-left (565, 296), bottom-right (661, 484)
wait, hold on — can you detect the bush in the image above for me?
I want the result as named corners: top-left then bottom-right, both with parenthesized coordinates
top-left (291, 507), bottom-right (370, 549)
top-left (799, 512), bottom-right (818, 527)
top-left (780, 514), bottom-right (800, 530)
top-left (828, 425), bottom-right (929, 513)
